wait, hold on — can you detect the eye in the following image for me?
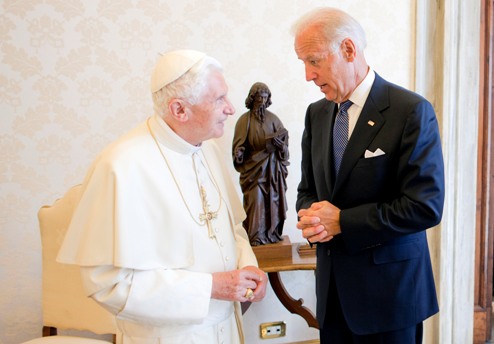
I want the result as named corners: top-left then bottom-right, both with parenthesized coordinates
top-left (307, 57), bottom-right (320, 66)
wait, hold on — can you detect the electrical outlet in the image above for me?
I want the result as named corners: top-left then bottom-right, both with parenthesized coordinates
top-left (260, 321), bottom-right (286, 339)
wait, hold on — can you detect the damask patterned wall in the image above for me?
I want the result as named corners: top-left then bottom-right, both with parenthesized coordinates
top-left (0, 1), bottom-right (414, 343)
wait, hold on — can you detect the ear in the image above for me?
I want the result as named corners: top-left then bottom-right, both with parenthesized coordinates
top-left (168, 98), bottom-right (189, 122)
top-left (341, 38), bottom-right (357, 62)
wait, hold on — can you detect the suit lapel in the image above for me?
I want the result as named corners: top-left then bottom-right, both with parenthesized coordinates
top-left (333, 74), bottom-right (389, 194)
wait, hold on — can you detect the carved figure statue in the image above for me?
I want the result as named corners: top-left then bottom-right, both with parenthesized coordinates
top-left (232, 82), bottom-right (289, 246)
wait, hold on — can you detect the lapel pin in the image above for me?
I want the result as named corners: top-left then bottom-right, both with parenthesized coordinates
top-left (368, 120), bottom-right (375, 126)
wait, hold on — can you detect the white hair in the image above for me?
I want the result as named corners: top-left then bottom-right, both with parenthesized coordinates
top-left (152, 55), bottom-right (223, 117)
top-left (291, 7), bottom-right (367, 54)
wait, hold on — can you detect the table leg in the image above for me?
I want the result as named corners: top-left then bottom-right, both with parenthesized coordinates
top-left (268, 271), bottom-right (319, 329)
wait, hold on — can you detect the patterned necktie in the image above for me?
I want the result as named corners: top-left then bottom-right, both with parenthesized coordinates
top-left (333, 100), bottom-right (353, 176)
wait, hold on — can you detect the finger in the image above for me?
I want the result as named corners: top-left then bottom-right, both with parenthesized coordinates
top-left (241, 267), bottom-right (265, 282)
top-left (309, 202), bottom-right (324, 211)
top-left (297, 216), bottom-right (321, 228)
top-left (251, 282), bottom-right (267, 301)
top-left (319, 235), bottom-right (334, 243)
top-left (253, 274), bottom-right (266, 287)
top-left (301, 224), bottom-right (325, 238)
top-left (308, 229), bottom-right (331, 243)
top-left (245, 284), bottom-right (263, 301)
top-left (297, 221), bottom-right (321, 231)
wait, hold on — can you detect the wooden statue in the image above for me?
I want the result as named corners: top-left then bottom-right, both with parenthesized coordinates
top-left (233, 82), bottom-right (289, 246)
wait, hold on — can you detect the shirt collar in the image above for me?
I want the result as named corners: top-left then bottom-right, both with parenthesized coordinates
top-left (348, 68), bottom-right (375, 108)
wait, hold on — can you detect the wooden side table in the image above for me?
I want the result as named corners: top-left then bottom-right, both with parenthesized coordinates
top-left (252, 238), bottom-right (319, 329)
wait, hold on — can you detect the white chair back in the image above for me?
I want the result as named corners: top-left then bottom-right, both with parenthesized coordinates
top-left (23, 185), bottom-right (118, 343)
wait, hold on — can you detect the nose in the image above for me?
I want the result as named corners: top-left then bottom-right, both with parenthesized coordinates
top-left (225, 98), bottom-right (235, 116)
top-left (305, 65), bottom-right (316, 82)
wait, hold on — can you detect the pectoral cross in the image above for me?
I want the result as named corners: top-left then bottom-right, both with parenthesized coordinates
top-left (199, 186), bottom-right (217, 239)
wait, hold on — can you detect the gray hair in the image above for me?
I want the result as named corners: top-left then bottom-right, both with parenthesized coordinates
top-left (291, 7), bottom-right (367, 54)
top-left (152, 55), bottom-right (223, 117)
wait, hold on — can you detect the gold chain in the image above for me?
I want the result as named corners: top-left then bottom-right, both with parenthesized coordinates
top-left (147, 118), bottom-right (222, 237)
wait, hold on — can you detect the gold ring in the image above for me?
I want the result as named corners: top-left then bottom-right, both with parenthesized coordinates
top-left (245, 288), bottom-right (254, 299)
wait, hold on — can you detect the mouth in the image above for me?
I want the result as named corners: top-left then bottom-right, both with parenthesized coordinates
top-left (317, 83), bottom-right (328, 92)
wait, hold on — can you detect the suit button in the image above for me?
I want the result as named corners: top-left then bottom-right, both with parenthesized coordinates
top-left (327, 249), bottom-right (331, 256)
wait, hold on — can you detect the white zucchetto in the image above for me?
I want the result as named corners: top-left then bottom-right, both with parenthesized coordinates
top-left (150, 49), bottom-right (206, 93)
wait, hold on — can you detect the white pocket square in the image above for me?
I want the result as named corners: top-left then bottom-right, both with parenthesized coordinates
top-left (364, 148), bottom-right (385, 158)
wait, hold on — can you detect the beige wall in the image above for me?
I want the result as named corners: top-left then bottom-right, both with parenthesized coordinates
top-left (1, 1), bottom-right (418, 343)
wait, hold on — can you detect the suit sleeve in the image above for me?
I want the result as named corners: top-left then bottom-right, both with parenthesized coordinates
top-left (296, 104), bottom-right (319, 212)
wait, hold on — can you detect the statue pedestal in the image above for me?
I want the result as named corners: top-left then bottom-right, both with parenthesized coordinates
top-left (252, 235), bottom-right (292, 260)
top-left (296, 242), bottom-right (316, 256)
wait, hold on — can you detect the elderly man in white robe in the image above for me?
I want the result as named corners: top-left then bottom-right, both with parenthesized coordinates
top-left (57, 49), bottom-right (267, 344)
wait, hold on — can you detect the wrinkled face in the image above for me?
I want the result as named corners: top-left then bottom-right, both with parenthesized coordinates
top-left (185, 70), bottom-right (235, 144)
top-left (295, 26), bottom-right (354, 103)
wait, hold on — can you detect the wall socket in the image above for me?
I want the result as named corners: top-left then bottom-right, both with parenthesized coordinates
top-left (260, 321), bottom-right (286, 339)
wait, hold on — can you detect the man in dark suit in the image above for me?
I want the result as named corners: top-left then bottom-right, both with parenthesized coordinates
top-left (292, 7), bottom-right (445, 343)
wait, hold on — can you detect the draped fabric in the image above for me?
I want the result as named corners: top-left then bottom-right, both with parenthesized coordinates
top-left (232, 110), bottom-right (289, 246)
top-left (57, 115), bottom-right (258, 343)
top-left (58, 115), bottom-right (250, 270)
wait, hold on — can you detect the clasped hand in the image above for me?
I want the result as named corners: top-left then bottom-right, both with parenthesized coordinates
top-left (212, 265), bottom-right (267, 302)
top-left (272, 136), bottom-right (284, 150)
top-left (297, 201), bottom-right (341, 243)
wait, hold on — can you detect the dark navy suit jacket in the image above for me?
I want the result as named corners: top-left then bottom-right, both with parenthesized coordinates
top-left (296, 73), bottom-right (445, 335)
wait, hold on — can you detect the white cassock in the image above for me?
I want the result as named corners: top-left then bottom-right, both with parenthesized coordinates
top-left (57, 114), bottom-right (258, 344)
